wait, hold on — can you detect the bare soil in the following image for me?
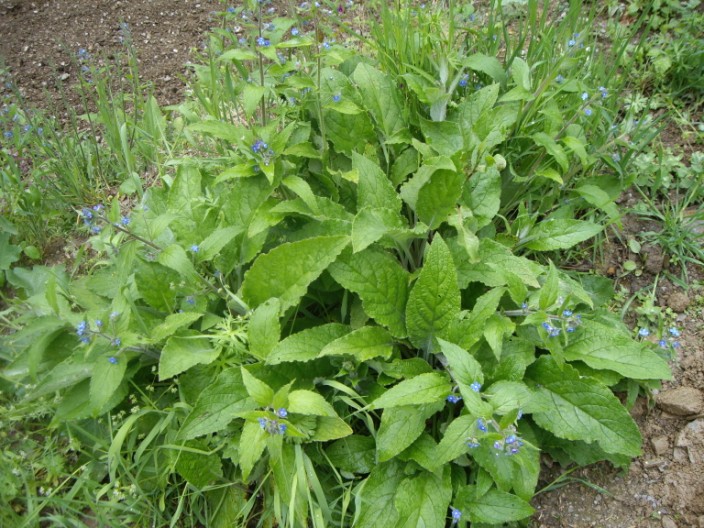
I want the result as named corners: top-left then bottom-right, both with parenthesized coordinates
top-left (1, 1), bottom-right (703, 527)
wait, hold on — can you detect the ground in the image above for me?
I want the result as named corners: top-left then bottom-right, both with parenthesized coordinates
top-left (1, 1), bottom-right (703, 527)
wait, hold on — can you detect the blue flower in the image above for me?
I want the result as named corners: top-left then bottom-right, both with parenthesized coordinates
top-left (477, 418), bottom-right (487, 432)
top-left (278, 423), bottom-right (287, 434)
top-left (256, 36), bottom-right (271, 47)
top-left (76, 321), bottom-right (87, 336)
top-left (322, 41), bottom-right (331, 50)
top-left (95, 319), bottom-right (103, 329)
top-left (120, 215), bottom-right (130, 226)
top-left (470, 381), bottom-right (482, 393)
top-left (291, 27), bottom-right (299, 36)
top-left (3, 130), bottom-right (13, 139)
top-left (332, 94), bottom-right (341, 103)
top-left (450, 507), bottom-right (462, 521)
top-left (186, 296), bottom-right (195, 305)
top-left (466, 438), bottom-right (480, 448)
top-left (258, 417), bottom-right (268, 429)
top-left (108, 356), bottom-right (118, 364)
top-left (90, 225), bottom-right (102, 234)
top-left (581, 92), bottom-right (588, 101)
top-left (111, 337), bottom-right (122, 347)
top-left (110, 311), bottom-right (120, 321)
top-left (252, 139), bottom-right (268, 153)
top-left (556, 74), bottom-right (565, 84)
top-left (190, 244), bottom-right (200, 253)
top-left (638, 327), bottom-right (650, 337)
top-left (493, 440), bottom-right (503, 450)
top-left (459, 74), bottom-right (468, 87)
top-left (659, 339), bottom-right (668, 348)
top-left (562, 310), bottom-right (573, 317)
top-left (584, 108), bottom-right (592, 116)
top-left (276, 407), bottom-right (288, 418)
top-left (668, 327), bottom-right (680, 337)
top-left (568, 39), bottom-right (576, 47)
top-left (446, 394), bottom-right (462, 404)
top-left (505, 434), bottom-right (517, 444)
top-left (226, 6), bottom-right (235, 13)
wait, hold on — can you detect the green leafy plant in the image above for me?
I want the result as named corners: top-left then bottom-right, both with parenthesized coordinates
top-left (0, 0), bottom-right (674, 526)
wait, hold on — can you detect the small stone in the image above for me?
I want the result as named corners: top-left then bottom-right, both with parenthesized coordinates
top-left (657, 387), bottom-right (704, 416)
top-left (662, 516), bottom-right (677, 528)
top-left (666, 291), bottom-right (690, 313)
top-left (642, 244), bottom-right (665, 274)
top-left (651, 435), bottom-right (670, 456)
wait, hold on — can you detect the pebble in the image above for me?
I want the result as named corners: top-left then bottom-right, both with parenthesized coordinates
top-left (667, 291), bottom-right (691, 313)
top-left (651, 435), bottom-right (670, 456)
top-left (657, 387), bottom-right (704, 416)
top-left (662, 516), bottom-right (678, 528)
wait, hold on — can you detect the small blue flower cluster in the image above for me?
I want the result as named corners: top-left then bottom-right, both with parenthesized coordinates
top-left (466, 418), bottom-right (525, 456)
top-left (542, 310), bottom-right (582, 337)
top-left (256, 36), bottom-right (271, 47)
top-left (450, 506), bottom-right (462, 524)
top-left (657, 327), bottom-right (682, 349)
top-left (258, 407), bottom-right (288, 435)
top-left (251, 139), bottom-right (275, 166)
top-left (81, 205), bottom-right (104, 234)
top-left (459, 74), bottom-right (469, 88)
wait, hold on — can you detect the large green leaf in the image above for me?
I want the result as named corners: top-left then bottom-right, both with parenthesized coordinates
top-left (355, 462), bottom-right (405, 528)
top-left (239, 420), bottom-right (267, 481)
top-left (353, 63), bottom-right (407, 141)
top-left (420, 118), bottom-right (463, 156)
top-left (371, 372), bottom-right (450, 409)
top-left (248, 298), bottom-right (281, 360)
top-left (521, 219), bottom-right (603, 251)
top-left (431, 414), bottom-right (476, 469)
top-left (89, 355), bottom-right (127, 413)
top-left (288, 389), bottom-right (337, 417)
top-left (415, 168), bottom-right (464, 229)
top-left (464, 53), bottom-right (507, 83)
top-left (351, 206), bottom-right (406, 252)
top-left (329, 248), bottom-right (409, 338)
top-left (241, 235), bottom-right (349, 310)
top-left (464, 166), bottom-right (501, 228)
top-left (159, 335), bottom-right (219, 380)
top-left (353, 152), bottom-right (402, 213)
top-left (564, 319), bottom-right (671, 380)
top-left (326, 435), bottom-right (376, 474)
top-left (377, 402), bottom-right (443, 462)
top-left (179, 368), bottom-right (256, 439)
top-left (319, 326), bottom-right (394, 361)
top-left (406, 236), bottom-right (460, 350)
top-left (526, 357), bottom-right (642, 457)
top-left (395, 469), bottom-right (452, 528)
top-left (175, 440), bottom-right (224, 488)
top-left (456, 487), bottom-right (534, 524)
top-left (266, 323), bottom-right (350, 364)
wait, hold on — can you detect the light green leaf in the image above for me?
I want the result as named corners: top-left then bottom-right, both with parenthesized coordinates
top-left (464, 53), bottom-right (507, 83)
top-left (459, 488), bottom-right (534, 523)
top-left (465, 166), bottom-right (501, 228)
top-left (242, 84), bottom-right (266, 118)
top-left (267, 323), bottom-right (350, 365)
top-left (241, 367), bottom-right (274, 407)
top-left (532, 132), bottom-right (568, 171)
top-left (353, 152), bottom-right (402, 213)
top-left (288, 389), bottom-right (337, 417)
top-left (431, 414), bottom-right (476, 469)
top-left (353, 63), bottom-right (407, 140)
top-left (371, 372), bottom-right (450, 409)
top-left (329, 248), bottom-right (409, 338)
top-left (483, 314), bottom-right (515, 360)
top-left (239, 420), bottom-right (267, 481)
top-left (564, 320), bottom-right (671, 380)
top-left (151, 312), bottom-right (203, 343)
top-left (511, 57), bottom-right (532, 91)
top-left (395, 469), bottom-right (452, 528)
top-left (179, 368), bottom-right (256, 439)
top-left (472, 441), bottom-right (540, 500)
top-left (527, 357), bottom-right (642, 456)
top-left (188, 121), bottom-right (244, 143)
top-left (485, 381), bottom-right (536, 415)
top-left (248, 298), bottom-right (281, 360)
top-left (196, 226), bottom-right (242, 261)
top-left (352, 207), bottom-right (406, 253)
top-left (90, 356), bottom-right (127, 413)
top-left (377, 402), bottom-right (443, 462)
top-left (158, 244), bottom-right (200, 284)
top-left (521, 219), bottom-right (603, 251)
top-left (406, 236), bottom-right (461, 350)
top-left (310, 416), bottom-right (353, 441)
top-left (448, 287), bottom-right (505, 351)
top-left (437, 338), bottom-right (483, 385)
top-left (319, 326), bottom-right (393, 361)
top-left (159, 335), bottom-right (219, 381)
top-left (241, 235), bottom-right (350, 310)
top-left (355, 462), bottom-right (405, 528)
top-left (415, 168), bottom-right (464, 229)
top-left (420, 118), bottom-right (463, 156)
top-left (539, 261), bottom-right (560, 310)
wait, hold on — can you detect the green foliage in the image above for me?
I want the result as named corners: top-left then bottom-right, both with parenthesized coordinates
top-left (0, 0), bottom-right (678, 526)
